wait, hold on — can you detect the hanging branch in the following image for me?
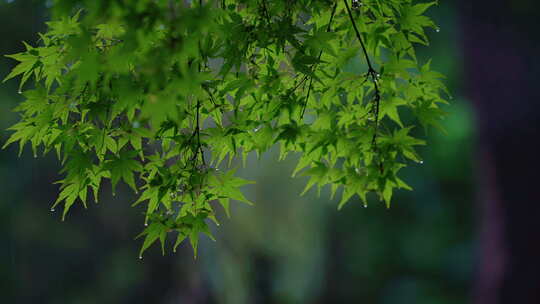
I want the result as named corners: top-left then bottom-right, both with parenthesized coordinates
top-left (290, 4), bottom-right (337, 102)
top-left (195, 98), bottom-right (206, 166)
top-left (195, 12), bottom-right (206, 169)
top-left (299, 2), bottom-right (338, 119)
top-left (260, 0), bottom-right (271, 23)
top-left (343, 0), bottom-right (381, 151)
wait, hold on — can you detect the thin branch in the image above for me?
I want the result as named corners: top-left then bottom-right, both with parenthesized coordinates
top-left (260, 0), bottom-right (271, 23)
top-left (205, 87), bottom-right (225, 115)
top-left (195, 98), bottom-right (206, 166)
top-left (299, 2), bottom-right (338, 119)
top-left (343, 0), bottom-right (381, 151)
top-left (344, 0), bottom-right (375, 73)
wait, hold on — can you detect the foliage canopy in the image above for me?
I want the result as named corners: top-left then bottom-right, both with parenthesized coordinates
top-left (3, 0), bottom-right (448, 257)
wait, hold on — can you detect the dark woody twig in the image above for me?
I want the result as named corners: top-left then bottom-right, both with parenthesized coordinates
top-left (343, 0), bottom-right (381, 151)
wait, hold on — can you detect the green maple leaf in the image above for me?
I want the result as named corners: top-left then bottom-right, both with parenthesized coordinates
top-left (104, 150), bottom-right (143, 193)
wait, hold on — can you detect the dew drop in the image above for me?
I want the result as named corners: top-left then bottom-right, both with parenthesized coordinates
top-left (144, 223), bottom-right (148, 226)
top-left (436, 28), bottom-right (440, 33)
top-left (139, 256), bottom-right (143, 260)
top-left (18, 90), bottom-right (22, 94)
top-left (376, 73), bottom-right (381, 78)
top-left (50, 208), bottom-right (55, 212)
top-left (419, 161), bottom-right (424, 164)
top-left (363, 203), bottom-right (368, 208)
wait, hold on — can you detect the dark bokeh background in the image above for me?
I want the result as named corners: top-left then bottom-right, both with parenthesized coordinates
top-left (1, 0), bottom-right (534, 303)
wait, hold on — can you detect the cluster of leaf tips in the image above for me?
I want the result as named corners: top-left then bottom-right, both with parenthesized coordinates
top-left (3, 0), bottom-right (448, 257)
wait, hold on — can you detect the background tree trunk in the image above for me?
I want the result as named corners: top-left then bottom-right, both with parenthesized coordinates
top-left (460, 0), bottom-right (540, 302)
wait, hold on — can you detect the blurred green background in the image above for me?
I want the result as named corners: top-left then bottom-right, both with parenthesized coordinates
top-left (0, 1), bottom-right (476, 303)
